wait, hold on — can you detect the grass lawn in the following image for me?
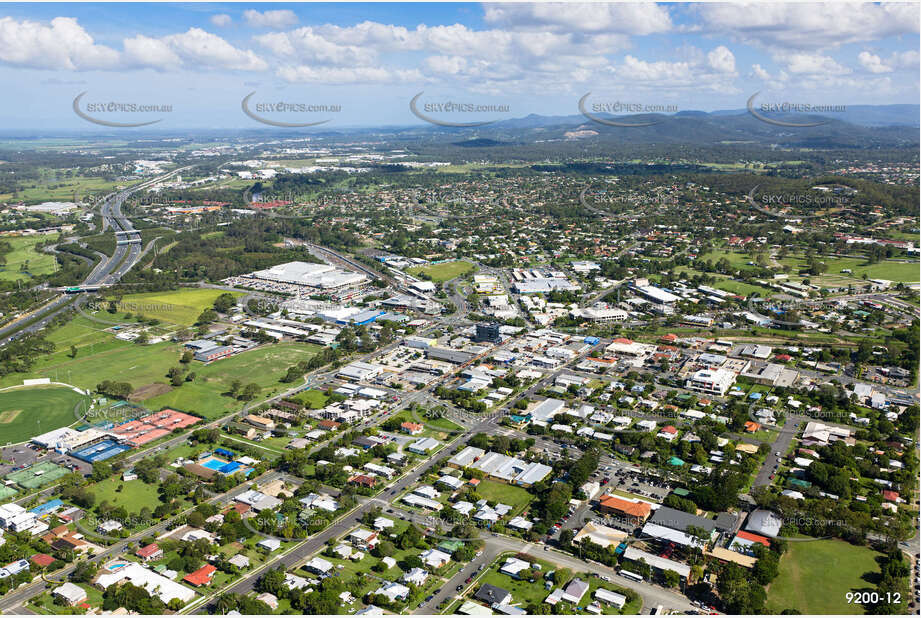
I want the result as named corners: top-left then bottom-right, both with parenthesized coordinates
top-left (0, 319), bottom-right (183, 394)
top-left (0, 172), bottom-right (119, 203)
top-left (144, 342), bottom-right (321, 418)
top-left (293, 389), bottom-right (328, 409)
top-left (765, 537), bottom-right (883, 614)
top-left (407, 260), bottom-right (476, 283)
top-left (220, 433), bottom-right (289, 454)
top-left (390, 409), bottom-right (463, 438)
top-left (709, 278), bottom-right (774, 297)
top-left (106, 289), bottom-right (245, 326)
top-left (0, 234), bottom-right (59, 282)
top-left (748, 429), bottom-right (779, 442)
top-left (816, 257), bottom-right (920, 283)
top-left (585, 579), bottom-right (643, 615)
top-left (0, 385), bottom-right (89, 444)
top-left (90, 477), bottom-right (166, 514)
top-left (0, 312), bottom-right (320, 420)
top-left (474, 480), bottom-right (533, 514)
top-left (477, 555), bottom-right (555, 608)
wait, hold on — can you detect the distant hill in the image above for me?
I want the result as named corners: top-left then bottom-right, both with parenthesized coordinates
top-left (395, 106), bottom-right (919, 149)
top-left (451, 137), bottom-right (506, 147)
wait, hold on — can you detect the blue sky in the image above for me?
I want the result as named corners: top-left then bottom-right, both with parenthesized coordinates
top-left (0, 2), bottom-right (917, 129)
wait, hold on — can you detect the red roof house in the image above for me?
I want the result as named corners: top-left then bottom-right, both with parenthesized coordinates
top-left (30, 553), bottom-right (55, 568)
top-left (183, 564), bottom-right (217, 587)
top-left (136, 543), bottom-right (163, 562)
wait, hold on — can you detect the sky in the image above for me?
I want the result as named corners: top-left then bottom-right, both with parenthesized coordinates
top-left (0, 2), bottom-right (918, 130)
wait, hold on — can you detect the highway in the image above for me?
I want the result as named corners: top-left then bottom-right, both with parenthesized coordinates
top-left (0, 166), bottom-right (192, 344)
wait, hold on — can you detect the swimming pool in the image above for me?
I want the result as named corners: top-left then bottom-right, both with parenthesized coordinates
top-left (199, 456), bottom-right (231, 471)
top-left (199, 456), bottom-right (254, 476)
top-left (107, 563), bottom-right (127, 571)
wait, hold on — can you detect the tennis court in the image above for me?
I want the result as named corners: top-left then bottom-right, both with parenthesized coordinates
top-left (6, 461), bottom-right (69, 489)
top-left (71, 439), bottom-right (133, 463)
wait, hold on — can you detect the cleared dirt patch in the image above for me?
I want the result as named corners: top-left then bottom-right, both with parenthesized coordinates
top-left (129, 382), bottom-right (172, 401)
top-left (0, 409), bottom-right (22, 423)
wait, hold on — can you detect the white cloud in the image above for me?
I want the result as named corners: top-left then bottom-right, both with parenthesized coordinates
top-left (210, 14), bottom-right (232, 28)
top-left (123, 34), bottom-right (182, 70)
top-left (163, 28), bottom-right (268, 71)
top-left (482, 2), bottom-right (672, 35)
top-left (889, 50), bottom-right (919, 69)
top-left (276, 65), bottom-right (421, 84)
top-left (256, 28), bottom-right (377, 66)
top-left (777, 52), bottom-right (850, 76)
top-left (0, 16), bottom-right (120, 70)
top-left (696, 3), bottom-right (919, 50)
top-left (857, 51), bottom-right (892, 74)
top-left (243, 10), bottom-right (298, 30)
top-left (423, 55), bottom-right (467, 75)
top-left (707, 45), bottom-right (736, 73)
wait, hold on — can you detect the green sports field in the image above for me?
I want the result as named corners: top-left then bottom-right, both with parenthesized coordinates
top-left (406, 260), bottom-right (476, 283)
top-left (143, 341), bottom-right (322, 418)
top-left (0, 385), bottom-right (89, 444)
top-left (0, 314), bottom-right (320, 419)
top-left (103, 288), bottom-right (245, 326)
top-left (765, 538), bottom-right (882, 614)
top-left (0, 234), bottom-right (59, 282)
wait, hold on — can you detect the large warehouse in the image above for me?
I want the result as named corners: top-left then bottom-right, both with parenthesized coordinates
top-left (250, 261), bottom-right (368, 291)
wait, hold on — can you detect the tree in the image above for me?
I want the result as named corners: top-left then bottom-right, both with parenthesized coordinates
top-left (229, 379), bottom-right (242, 397)
top-left (181, 350), bottom-right (193, 363)
top-left (663, 569), bottom-right (681, 589)
top-left (71, 561), bottom-right (97, 583)
top-left (240, 383), bottom-right (260, 401)
top-left (213, 293), bottom-right (237, 313)
top-left (69, 345), bottom-right (78, 359)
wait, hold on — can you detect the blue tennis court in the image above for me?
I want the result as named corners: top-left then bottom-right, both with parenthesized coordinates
top-left (71, 439), bottom-right (132, 463)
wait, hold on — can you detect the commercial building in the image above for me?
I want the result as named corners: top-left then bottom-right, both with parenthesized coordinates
top-left (623, 546), bottom-right (690, 580)
top-left (447, 447), bottom-right (552, 487)
top-left (337, 361), bottom-right (384, 382)
top-left (597, 495), bottom-right (652, 524)
top-left (685, 368), bottom-right (736, 396)
top-left (474, 323), bottom-right (502, 343)
top-left (572, 521), bottom-right (628, 548)
top-left (248, 261), bottom-right (368, 291)
top-left (632, 284), bottom-right (679, 315)
top-left (571, 307), bottom-right (628, 322)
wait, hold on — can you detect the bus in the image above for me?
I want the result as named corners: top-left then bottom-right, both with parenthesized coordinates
top-left (618, 569), bottom-right (643, 582)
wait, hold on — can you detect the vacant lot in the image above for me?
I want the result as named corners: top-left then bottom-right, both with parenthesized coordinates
top-left (766, 538), bottom-right (882, 614)
top-left (0, 385), bottom-right (88, 444)
top-left (90, 476), bottom-right (166, 514)
top-left (407, 260), bottom-right (476, 283)
top-left (475, 479), bottom-right (533, 514)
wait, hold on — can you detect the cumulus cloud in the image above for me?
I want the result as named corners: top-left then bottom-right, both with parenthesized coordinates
top-left (243, 10), bottom-right (298, 29)
top-left (255, 28), bottom-right (377, 66)
top-left (857, 51), bottom-right (892, 73)
top-left (163, 28), bottom-right (267, 71)
top-left (0, 17), bottom-right (267, 73)
top-left (0, 16), bottom-right (120, 70)
top-left (482, 2), bottom-right (672, 35)
top-left (696, 3), bottom-right (919, 51)
top-left (276, 65), bottom-right (421, 84)
top-left (707, 45), bottom-right (736, 73)
top-left (210, 14), bottom-right (232, 28)
top-left (777, 52), bottom-right (851, 76)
